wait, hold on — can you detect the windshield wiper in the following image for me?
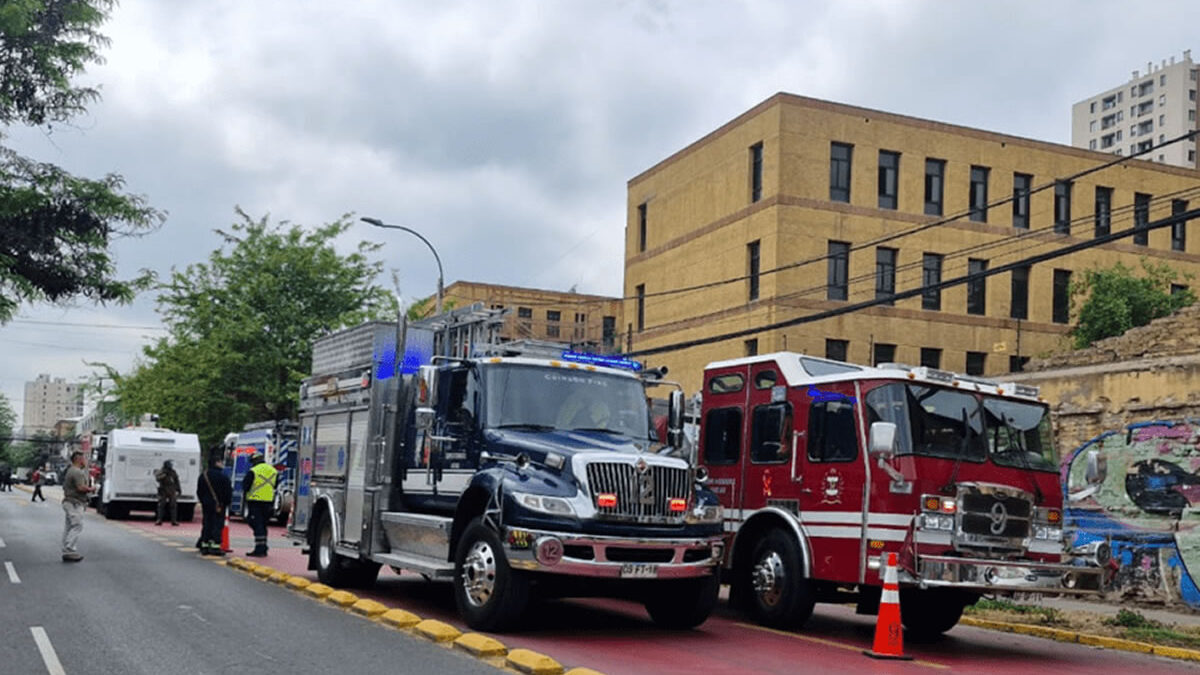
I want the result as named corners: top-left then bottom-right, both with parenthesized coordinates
top-left (569, 427), bottom-right (622, 435)
top-left (940, 408), bottom-right (970, 495)
top-left (496, 423), bottom-right (556, 432)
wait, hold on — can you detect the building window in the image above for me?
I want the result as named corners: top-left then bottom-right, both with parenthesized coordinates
top-left (1094, 186), bottom-right (1112, 238)
top-left (747, 240), bottom-right (761, 301)
top-left (602, 315), bottom-right (616, 351)
top-left (745, 339), bottom-right (758, 356)
top-left (920, 348), bottom-right (942, 369)
top-left (830, 142), bottom-right (853, 203)
top-left (872, 343), bottom-right (896, 366)
top-left (1172, 199), bottom-right (1189, 252)
top-left (1052, 269), bottom-right (1071, 324)
top-left (967, 258), bottom-right (987, 316)
top-left (637, 202), bottom-right (647, 253)
top-left (1160, 114), bottom-right (1166, 126)
top-left (827, 241), bottom-right (849, 301)
top-left (1012, 173), bottom-right (1032, 229)
top-left (1134, 192), bottom-right (1151, 246)
top-left (924, 158), bottom-right (945, 216)
top-left (545, 310), bottom-right (561, 338)
top-left (1192, 90), bottom-right (1198, 102)
top-left (750, 142), bottom-right (764, 203)
top-left (825, 339), bottom-right (849, 362)
top-left (969, 165), bottom-right (989, 223)
top-left (875, 247), bottom-right (897, 305)
top-left (965, 352), bottom-right (986, 376)
top-left (574, 312), bottom-right (587, 341)
top-left (1009, 355), bottom-right (1030, 373)
top-left (635, 284), bottom-right (645, 332)
top-left (922, 253), bottom-right (942, 311)
top-left (517, 306), bottom-right (533, 335)
top-left (878, 150), bottom-right (899, 210)
top-left (1053, 180), bottom-right (1072, 234)
top-left (1010, 265), bottom-right (1029, 320)
top-left (1090, 101), bottom-right (1096, 113)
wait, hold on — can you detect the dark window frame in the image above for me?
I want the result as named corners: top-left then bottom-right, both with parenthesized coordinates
top-left (635, 284), bottom-right (645, 332)
top-left (806, 399), bottom-right (859, 463)
top-left (920, 347), bottom-right (942, 369)
top-left (702, 407), bottom-right (743, 466)
top-left (747, 240), bottom-right (761, 301)
top-left (827, 240), bottom-right (850, 301)
top-left (878, 150), bottom-right (899, 210)
top-left (924, 158), bottom-right (945, 216)
top-left (825, 339), bottom-right (849, 362)
top-left (967, 258), bottom-right (987, 316)
top-left (1012, 173), bottom-right (1032, 229)
top-left (969, 165), bottom-right (990, 223)
top-left (922, 253), bottom-right (943, 311)
top-left (751, 403), bottom-right (792, 465)
top-left (637, 203), bottom-right (647, 253)
top-left (965, 351), bottom-right (986, 376)
top-left (750, 142), bottom-right (764, 203)
top-left (1054, 180), bottom-right (1072, 235)
top-left (1094, 186), bottom-right (1112, 238)
top-left (1052, 269), bottom-right (1071, 324)
top-left (1010, 266), bottom-right (1030, 320)
top-left (1134, 192), bottom-right (1151, 246)
top-left (875, 247), bottom-right (897, 305)
top-left (1172, 199), bottom-right (1188, 252)
top-left (872, 343), bottom-right (896, 366)
top-left (830, 142), bottom-right (853, 203)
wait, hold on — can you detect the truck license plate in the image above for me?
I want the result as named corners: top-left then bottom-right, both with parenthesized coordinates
top-left (620, 563), bottom-right (659, 579)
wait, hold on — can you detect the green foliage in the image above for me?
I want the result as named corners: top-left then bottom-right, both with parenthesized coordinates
top-left (1106, 608), bottom-right (1160, 629)
top-left (0, 393), bottom-right (15, 461)
top-left (0, 0), bottom-right (163, 323)
top-left (965, 597), bottom-right (1064, 625)
top-left (111, 210), bottom-right (397, 449)
top-left (1070, 259), bottom-right (1196, 349)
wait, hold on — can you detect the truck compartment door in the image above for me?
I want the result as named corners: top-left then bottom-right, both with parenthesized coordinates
top-left (343, 411), bottom-right (370, 547)
top-left (699, 366), bottom-right (751, 528)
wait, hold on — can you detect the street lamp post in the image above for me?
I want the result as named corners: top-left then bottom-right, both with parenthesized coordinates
top-left (361, 217), bottom-right (445, 315)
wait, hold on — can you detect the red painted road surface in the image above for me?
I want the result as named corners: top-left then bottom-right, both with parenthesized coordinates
top-left (125, 515), bottom-right (1199, 674)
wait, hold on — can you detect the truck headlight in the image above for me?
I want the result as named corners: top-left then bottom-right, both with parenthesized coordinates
top-left (920, 514), bottom-right (954, 531)
top-left (686, 503), bottom-right (723, 524)
top-left (513, 492), bottom-right (575, 516)
top-left (1034, 526), bottom-right (1063, 541)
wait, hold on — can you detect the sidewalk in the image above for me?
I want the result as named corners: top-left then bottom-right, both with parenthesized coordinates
top-left (1025, 594), bottom-right (1200, 628)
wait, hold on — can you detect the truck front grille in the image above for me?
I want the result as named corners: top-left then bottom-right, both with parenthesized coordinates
top-left (958, 485), bottom-right (1032, 544)
top-left (585, 461), bottom-right (689, 524)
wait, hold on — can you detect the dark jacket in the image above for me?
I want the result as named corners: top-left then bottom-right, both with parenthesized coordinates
top-left (197, 467), bottom-right (232, 510)
top-left (155, 466), bottom-right (181, 497)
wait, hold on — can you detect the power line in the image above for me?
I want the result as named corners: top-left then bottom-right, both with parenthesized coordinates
top-left (627, 206), bottom-right (1200, 358)
top-left (8, 319), bottom-right (166, 331)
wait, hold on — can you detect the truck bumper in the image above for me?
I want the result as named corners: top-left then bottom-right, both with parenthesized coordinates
top-left (881, 553), bottom-right (1103, 594)
top-left (503, 526), bottom-right (723, 580)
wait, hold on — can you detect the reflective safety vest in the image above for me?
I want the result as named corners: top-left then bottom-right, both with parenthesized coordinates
top-left (246, 462), bottom-right (278, 503)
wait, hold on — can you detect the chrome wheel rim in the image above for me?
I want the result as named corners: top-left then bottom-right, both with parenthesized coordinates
top-left (752, 550), bottom-right (785, 608)
top-left (462, 539), bottom-right (498, 607)
top-left (318, 521), bottom-right (333, 570)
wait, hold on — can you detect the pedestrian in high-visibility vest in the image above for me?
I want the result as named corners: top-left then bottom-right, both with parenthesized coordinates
top-left (243, 452), bottom-right (277, 557)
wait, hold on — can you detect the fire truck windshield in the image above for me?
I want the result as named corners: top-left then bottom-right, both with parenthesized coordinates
top-left (982, 398), bottom-right (1058, 472)
top-left (482, 364), bottom-right (653, 440)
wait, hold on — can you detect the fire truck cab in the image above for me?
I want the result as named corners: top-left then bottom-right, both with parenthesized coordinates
top-left (700, 352), bottom-right (1101, 639)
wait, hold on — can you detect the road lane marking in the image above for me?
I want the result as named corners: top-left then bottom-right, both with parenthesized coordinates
top-left (734, 622), bottom-right (949, 670)
top-left (5, 561), bottom-right (19, 584)
top-left (0, 536), bottom-right (6, 547)
top-left (31, 627), bottom-right (66, 675)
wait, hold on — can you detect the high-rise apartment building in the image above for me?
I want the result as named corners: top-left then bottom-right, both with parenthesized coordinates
top-left (22, 374), bottom-right (83, 436)
top-left (1071, 50), bottom-right (1199, 169)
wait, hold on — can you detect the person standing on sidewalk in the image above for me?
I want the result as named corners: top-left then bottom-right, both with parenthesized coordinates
top-left (31, 464), bottom-right (46, 502)
top-left (62, 452), bottom-right (94, 562)
top-left (197, 455), bottom-right (232, 555)
top-left (154, 460), bottom-right (181, 526)
top-left (243, 452), bottom-right (277, 557)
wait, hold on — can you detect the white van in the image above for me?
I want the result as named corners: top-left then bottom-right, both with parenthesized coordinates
top-left (94, 427), bottom-right (201, 520)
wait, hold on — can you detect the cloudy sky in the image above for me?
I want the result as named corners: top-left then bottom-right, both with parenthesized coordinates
top-left (3, 0), bottom-right (1199, 424)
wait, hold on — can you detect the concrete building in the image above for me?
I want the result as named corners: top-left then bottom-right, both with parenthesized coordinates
top-left (1071, 50), bottom-right (1199, 169)
top-left (428, 281), bottom-right (622, 353)
top-left (625, 93), bottom-right (1200, 394)
top-left (22, 374), bottom-right (83, 436)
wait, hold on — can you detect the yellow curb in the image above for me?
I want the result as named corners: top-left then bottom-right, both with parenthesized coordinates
top-left (565, 669), bottom-right (607, 675)
top-left (240, 562), bottom-right (261, 574)
top-left (304, 583), bottom-right (334, 599)
top-left (380, 609), bottom-right (421, 629)
top-left (286, 576), bottom-right (313, 590)
top-left (268, 571), bottom-right (290, 584)
top-left (961, 616), bottom-right (1200, 663)
top-left (252, 566), bottom-right (274, 579)
top-left (227, 557), bottom-right (246, 569)
top-left (414, 619), bottom-right (462, 643)
top-left (325, 590), bottom-right (360, 607)
top-left (506, 648), bottom-right (564, 675)
top-left (453, 633), bottom-right (507, 658)
top-left (350, 599), bottom-right (389, 618)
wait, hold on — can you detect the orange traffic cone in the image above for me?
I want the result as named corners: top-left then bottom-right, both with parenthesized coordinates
top-left (863, 552), bottom-right (913, 660)
top-left (220, 513), bottom-right (232, 553)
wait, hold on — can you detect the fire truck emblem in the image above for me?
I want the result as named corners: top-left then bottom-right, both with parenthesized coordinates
top-left (989, 501), bottom-right (1009, 535)
top-left (762, 471), bottom-right (773, 498)
top-left (635, 459), bottom-right (655, 505)
top-left (821, 469), bottom-right (843, 505)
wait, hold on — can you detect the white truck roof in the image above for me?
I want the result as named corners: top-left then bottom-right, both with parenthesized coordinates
top-left (109, 427), bottom-right (201, 452)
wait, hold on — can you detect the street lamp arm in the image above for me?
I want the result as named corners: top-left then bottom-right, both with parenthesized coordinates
top-left (362, 216), bottom-right (445, 315)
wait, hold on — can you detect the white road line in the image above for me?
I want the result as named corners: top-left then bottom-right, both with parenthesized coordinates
top-left (0, 536), bottom-right (6, 547)
top-left (5, 560), bottom-right (19, 584)
top-left (31, 627), bottom-right (67, 675)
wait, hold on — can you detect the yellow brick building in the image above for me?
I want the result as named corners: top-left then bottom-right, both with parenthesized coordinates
top-left (430, 281), bottom-right (622, 352)
top-left (625, 93), bottom-right (1200, 393)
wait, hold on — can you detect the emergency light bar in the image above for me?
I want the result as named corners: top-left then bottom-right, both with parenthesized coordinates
top-left (559, 351), bottom-right (643, 372)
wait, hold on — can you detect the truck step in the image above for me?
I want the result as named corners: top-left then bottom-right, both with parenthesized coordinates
top-left (373, 551), bottom-right (455, 579)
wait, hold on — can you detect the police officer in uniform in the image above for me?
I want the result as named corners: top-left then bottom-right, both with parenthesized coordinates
top-left (243, 451), bottom-right (278, 557)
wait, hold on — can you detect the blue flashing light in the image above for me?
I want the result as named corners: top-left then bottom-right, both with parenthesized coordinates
top-left (560, 350), bottom-right (643, 372)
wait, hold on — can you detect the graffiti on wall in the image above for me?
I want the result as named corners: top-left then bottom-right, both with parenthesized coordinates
top-left (1064, 420), bottom-right (1200, 607)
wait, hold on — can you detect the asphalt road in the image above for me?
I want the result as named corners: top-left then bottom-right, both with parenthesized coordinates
top-left (0, 487), bottom-right (496, 675)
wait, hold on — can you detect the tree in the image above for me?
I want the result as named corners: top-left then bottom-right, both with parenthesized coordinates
top-left (112, 210), bottom-right (397, 448)
top-left (0, 0), bottom-right (163, 323)
top-left (0, 392), bottom-right (15, 463)
top-left (1070, 259), bottom-right (1196, 349)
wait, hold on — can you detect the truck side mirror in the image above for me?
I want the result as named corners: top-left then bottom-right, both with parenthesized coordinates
top-left (868, 422), bottom-right (898, 460)
top-left (667, 389), bottom-right (685, 450)
top-left (1085, 450), bottom-right (1106, 485)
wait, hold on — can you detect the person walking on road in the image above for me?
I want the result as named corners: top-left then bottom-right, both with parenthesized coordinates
top-left (62, 452), bottom-right (94, 562)
top-left (197, 455), bottom-right (232, 556)
top-left (31, 464), bottom-right (46, 502)
top-left (154, 459), bottom-right (182, 526)
top-left (243, 451), bottom-right (277, 557)
top-left (0, 462), bottom-right (10, 491)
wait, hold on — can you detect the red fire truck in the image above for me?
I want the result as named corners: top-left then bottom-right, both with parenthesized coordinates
top-left (698, 352), bottom-right (1102, 639)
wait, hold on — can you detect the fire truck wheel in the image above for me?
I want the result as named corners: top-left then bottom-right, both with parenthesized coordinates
top-left (899, 588), bottom-right (967, 641)
top-left (455, 518), bottom-right (530, 632)
top-left (643, 574), bottom-right (720, 629)
top-left (746, 529), bottom-right (815, 628)
top-left (314, 511), bottom-right (354, 587)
